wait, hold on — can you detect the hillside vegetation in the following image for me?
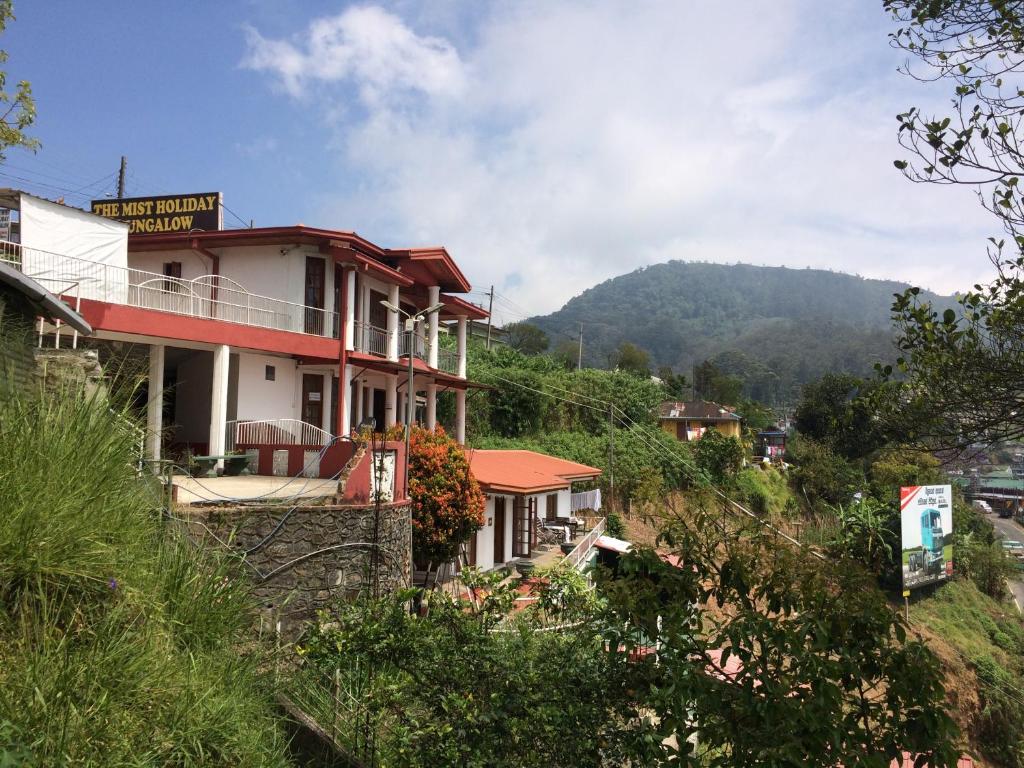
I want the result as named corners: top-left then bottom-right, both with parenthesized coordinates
top-left (0, 390), bottom-right (291, 766)
top-left (530, 262), bottom-right (955, 402)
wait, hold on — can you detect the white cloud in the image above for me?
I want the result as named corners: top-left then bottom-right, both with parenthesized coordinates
top-left (243, 0), bottom-right (997, 314)
top-left (241, 5), bottom-right (465, 102)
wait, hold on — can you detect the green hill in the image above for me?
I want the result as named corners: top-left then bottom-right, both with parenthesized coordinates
top-left (530, 262), bottom-right (955, 403)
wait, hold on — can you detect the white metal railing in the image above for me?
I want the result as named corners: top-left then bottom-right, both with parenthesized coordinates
top-left (399, 330), bottom-right (427, 360)
top-left (226, 418), bottom-right (333, 451)
top-left (354, 321), bottom-right (390, 357)
top-left (571, 488), bottom-right (602, 513)
top-left (436, 347), bottom-right (459, 375)
top-left (0, 241), bottom-right (338, 338)
top-left (563, 517), bottom-right (606, 571)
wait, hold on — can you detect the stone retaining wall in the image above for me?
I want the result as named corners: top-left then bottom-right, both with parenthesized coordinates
top-left (183, 501), bottom-right (411, 636)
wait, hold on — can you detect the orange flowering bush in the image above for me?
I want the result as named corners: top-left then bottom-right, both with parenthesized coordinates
top-left (408, 425), bottom-right (485, 564)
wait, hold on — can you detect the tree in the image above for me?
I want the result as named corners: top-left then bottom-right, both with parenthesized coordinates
top-left (693, 359), bottom-right (743, 405)
top-left (657, 365), bottom-right (690, 399)
top-left (0, 2), bottom-right (38, 161)
top-left (612, 341), bottom-right (650, 376)
top-left (693, 429), bottom-right (743, 482)
top-left (408, 426), bottom-right (485, 566)
top-left (504, 321), bottom-right (549, 355)
top-left (883, 1), bottom-right (1024, 451)
top-left (599, 503), bottom-right (961, 767)
top-left (793, 373), bottom-right (885, 460)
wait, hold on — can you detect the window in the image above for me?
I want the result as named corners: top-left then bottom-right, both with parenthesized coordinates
top-left (265, 365), bottom-right (275, 381)
top-left (162, 261), bottom-right (182, 292)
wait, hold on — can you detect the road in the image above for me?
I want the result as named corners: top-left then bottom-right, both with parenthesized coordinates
top-left (989, 513), bottom-right (1024, 610)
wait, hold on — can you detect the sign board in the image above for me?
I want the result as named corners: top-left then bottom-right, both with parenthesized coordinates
top-left (900, 485), bottom-right (953, 590)
top-left (90, 192), bottom-right (222, 234)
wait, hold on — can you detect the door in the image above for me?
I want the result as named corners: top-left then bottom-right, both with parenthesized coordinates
top-left (493, 497), bottom-right (506, 566)
top-left (302, 373), bottom-right (324, 431)
top-left (304, 256), bottom-right (326, 334)
top-left (546, 493), bottom-right (558, 522)
top-left (512, 495), bottom-right (530, 558)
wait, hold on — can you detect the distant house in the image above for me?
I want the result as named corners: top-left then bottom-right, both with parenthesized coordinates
top-left (658, 400), bottom-right (741, 442)
top-left (0, 260), bottom-right (92, 396)
top-left (464, 449), bottom-right (602, 569)
top-left (755, 429), bottom-right (787, 459)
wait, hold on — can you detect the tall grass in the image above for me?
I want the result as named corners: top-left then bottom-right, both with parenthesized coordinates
top-left (0, 387), bottom-right (292, 766)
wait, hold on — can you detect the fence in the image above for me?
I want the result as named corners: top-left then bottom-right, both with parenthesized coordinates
top-left (355, 321), bottom-right (390, 357)
top-left (226, 418), bottom-right (333, 452)
top-left (0, 241), bottom-right (338, 338)
top-left (563, 517), bottom-right (606, 571)
top-left (436, 347), bottom-right (459, 375)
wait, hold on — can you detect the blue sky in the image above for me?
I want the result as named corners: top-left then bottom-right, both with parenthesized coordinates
top-left (5, 1), bottom-right (995, 320)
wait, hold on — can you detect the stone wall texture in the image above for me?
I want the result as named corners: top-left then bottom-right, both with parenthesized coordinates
top-left (184, 501), bottom-right (412, 636)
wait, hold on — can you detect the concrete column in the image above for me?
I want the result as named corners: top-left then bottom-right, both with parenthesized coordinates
top-left (208, 344), bottom-right (230, 464)
top-left (387, 284), bottom-right (399, 361)
top-left (455, 388), bottom-right (466, 444)
top-left (426, 380), bottom-right (437, 430)
top-left (427, 285), bottom-right (440, 369)
top-left (146, 343), bottom-right (165, 462)
top-left (456, 315), bottom-right (467, 379)
top-left (385, 374), bottom-right (398, 427)
top-left (353, 377), bottom-right (363, 430)
top-left (344, 269), bottom-right (355, 351)
top-left (340, 365), bottom-right (353, 436)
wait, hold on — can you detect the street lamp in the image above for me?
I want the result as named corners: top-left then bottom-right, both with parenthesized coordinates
top-left (380, 299), bottom-right (445, 493)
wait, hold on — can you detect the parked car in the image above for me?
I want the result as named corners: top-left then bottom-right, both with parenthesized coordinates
top-left (973, 500), bottom-right (993, 514)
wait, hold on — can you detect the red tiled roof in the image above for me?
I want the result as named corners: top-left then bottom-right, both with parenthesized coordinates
top-left (465, 449), bottom-right (601, 494)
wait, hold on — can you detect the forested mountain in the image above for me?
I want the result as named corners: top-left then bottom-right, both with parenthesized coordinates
top-left (529, 262), bottom-right (955, 404)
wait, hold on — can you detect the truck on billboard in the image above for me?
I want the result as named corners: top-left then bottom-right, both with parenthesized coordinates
top-left (900, 485), bottom-right (953, 589)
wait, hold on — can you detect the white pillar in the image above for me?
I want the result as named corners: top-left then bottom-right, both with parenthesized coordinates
top-left (385, 374), bottom-right (398, 427)
top-left (426, 380), bottom-right (437, 430)
top-left (209, 344), bottom-right (230, 464)
top-left (387, 284), bottom-right (399, 361)
top-left (344, 269), bottom-right (356, 351)
top-left (147, 343), bottom-right (165, 461)
top-left (340, 366), bottom-right (353, 436)
top-left (353, 376), bottom-right (363, 430)
top-left (455, 388), bottom-right (466, 444)
top-left (427, 285), bottom-right (440, 369)
top-left (456, 315), bottom-right (467, 379)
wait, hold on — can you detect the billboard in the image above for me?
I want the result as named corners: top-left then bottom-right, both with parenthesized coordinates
top-left (90, 192), bottom-right (222, 234)
top-left (900, 485), bottom-right (953, 589)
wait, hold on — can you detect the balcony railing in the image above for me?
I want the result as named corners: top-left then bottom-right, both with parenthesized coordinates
top-left (563, 517), bottom-right (606, 571)
top-left (399, 330), bottom-right (427, 360)
top-left (354, 321), bottom-right (390, 357)
top-left (0, 241), bottom-right (338, 338)
top-left (226, 418), bottom-right (333, 451)
top-left (436, 347), bottom-right (459, 375)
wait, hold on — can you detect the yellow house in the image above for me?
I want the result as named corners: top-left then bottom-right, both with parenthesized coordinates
top-left (658, 400), bottom-right (742, 442)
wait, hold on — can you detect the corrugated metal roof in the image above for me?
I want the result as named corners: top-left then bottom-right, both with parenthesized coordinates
top-left (658, 400), bottom-right (741, 421)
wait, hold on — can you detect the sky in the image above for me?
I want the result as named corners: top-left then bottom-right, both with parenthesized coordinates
top-left (4, 1), bottom-right (998, 323)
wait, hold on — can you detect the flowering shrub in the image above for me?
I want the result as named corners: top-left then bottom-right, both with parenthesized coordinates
top-left (408, 425), bottom-right (485, 564)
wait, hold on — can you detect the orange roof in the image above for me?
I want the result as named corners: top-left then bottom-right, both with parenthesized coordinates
top-left (464, 449), bottom-right (601, 494)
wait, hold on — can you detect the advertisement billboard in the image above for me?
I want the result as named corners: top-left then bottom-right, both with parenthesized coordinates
top-left (90, 192), bottom-right (222, 234)
top-left (900, 485), bottom-right (953, 589)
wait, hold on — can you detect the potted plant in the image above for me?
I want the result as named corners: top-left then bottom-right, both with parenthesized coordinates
top-left (514, 559), bottom-right (535, 579)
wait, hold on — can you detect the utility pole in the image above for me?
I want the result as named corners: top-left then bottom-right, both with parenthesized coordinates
top-left (608, 404), bottom-right (615, 516)
top-left (577, 322), bottom-right (583, 370)
top-left (117, 156), bottom-right (127, 198)
top-left (485, 285), bottom-right (494, 350)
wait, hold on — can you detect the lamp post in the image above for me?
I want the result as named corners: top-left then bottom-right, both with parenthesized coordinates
top-left (380, 300), bottom-right (445, 494)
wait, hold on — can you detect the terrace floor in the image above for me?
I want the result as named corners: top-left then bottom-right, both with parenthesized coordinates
top-left (172, 474), bottom-right (339, 505)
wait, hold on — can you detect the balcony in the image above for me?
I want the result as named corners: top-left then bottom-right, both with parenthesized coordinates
top-left (0, 241), bottom-right (339, 338)
top-left (354, 321), bottom-right (390, 357)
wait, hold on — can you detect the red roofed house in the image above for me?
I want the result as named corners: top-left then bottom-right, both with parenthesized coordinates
top-left (464, 449), bottom-right (602, 569)
top-left (0, 190), bottom-right (488, 487)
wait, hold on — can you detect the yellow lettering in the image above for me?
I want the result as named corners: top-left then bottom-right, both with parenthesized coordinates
top-left (205, 194), bottom-right (217, 212)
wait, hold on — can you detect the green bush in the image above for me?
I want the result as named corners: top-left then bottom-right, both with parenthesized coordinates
top-left (0, 390), bottom-right (290, 766)
top-left (606, 511), bottom-right (625, 538)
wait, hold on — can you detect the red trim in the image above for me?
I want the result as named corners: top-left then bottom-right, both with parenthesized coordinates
top-left (77, 298), bottom-right (341, 360)
top-left (440, 293), bottom-right (488, 320)
top-left (346, 350), bottom-right (482, 388)
top-left (389, 246), bottom-right (472, 293)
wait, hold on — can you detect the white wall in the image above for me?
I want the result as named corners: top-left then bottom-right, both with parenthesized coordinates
top-left (235, 352), bottom-right (299, 422)
top-left (128, 247), bottom-right (211, 282)
top-left (474, 510), bottom-right (495, 572)
top-left (556, 488), bottom-right (572, 519)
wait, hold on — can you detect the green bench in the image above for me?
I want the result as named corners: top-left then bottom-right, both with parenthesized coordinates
top-left (191, 454), bottom-right (253, 478)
